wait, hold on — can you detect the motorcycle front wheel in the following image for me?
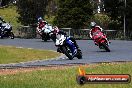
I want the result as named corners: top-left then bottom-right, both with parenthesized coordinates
top-left (101, 42), bottom-right (110, 52)
top-left (41, 33), bottom-right (48, 42)
top-left (10, 32), bottom-right (14, 39)
top-left (76, 49), bottom-right (82, 59)
top-left (61, 46), bottom-right (73, 60)
top-left (42, 37), bottom-right (48, 42)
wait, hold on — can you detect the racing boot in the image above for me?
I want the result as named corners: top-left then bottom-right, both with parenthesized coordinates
top-left (94, 42), bottom-right (98, 46)
top-left (57, 47), bottom-right (62, 53)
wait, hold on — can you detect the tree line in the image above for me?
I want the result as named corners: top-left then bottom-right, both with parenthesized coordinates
top-left (1, 0), bottom-right (132, 36)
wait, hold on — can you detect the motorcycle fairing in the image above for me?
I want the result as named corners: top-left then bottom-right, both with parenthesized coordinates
top-left (65, 37), bottom-right (77, 55)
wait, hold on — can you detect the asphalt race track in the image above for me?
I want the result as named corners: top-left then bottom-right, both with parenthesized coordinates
top-left (0, 38), bottom-right (132, 67)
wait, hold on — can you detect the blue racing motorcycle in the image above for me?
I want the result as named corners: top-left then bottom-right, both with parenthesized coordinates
top-left (55, 33), bottom-right (82, 60)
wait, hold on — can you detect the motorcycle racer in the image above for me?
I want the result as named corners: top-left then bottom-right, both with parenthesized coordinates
top-left (36, 17), bottom-right (56, 41)
top-left (36, 17), bottom-right (48, 34)
top-left (89, 22), bottom-right (103, 39)
top-left (89, 21), bottom-right (109, 45)
top-left (0, 17), bottom-right (13, 38)
top-left (55, 28), bottom-right (80, 56)
top-left (0, 16), bottom-right (6, 31)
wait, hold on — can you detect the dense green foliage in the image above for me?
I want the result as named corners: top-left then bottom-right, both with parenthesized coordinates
top-left (54, 0), bottom-right (93, 29)
top-left (0, 0), bottom-right (10, 6)
top-left (16, 0), bottom-right (48, 26)
top-left (92, 14), bottom-right (111, 30)
top-left (104, 0), bottom-right (124, 21)
top-left (104, 0), bottom-right (132, 38)
top-left (126, 0), bottom-right (132, 32)
top-left (104, 0), bottom-right (124, 30)
top-left (0, 5), bottom-right (19, 31)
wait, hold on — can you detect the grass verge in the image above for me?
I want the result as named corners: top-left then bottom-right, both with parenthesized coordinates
top-left (0, 5), bottom-right (20, 31)
top-left (0, 5), bottom-right (55, 31)
top-left (0, 62), bottom-right (132, 88)
top-left (0, 45), bottom-right (60, 64)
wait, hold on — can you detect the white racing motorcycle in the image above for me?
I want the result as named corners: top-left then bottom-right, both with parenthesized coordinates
top-left (37, 24), bottom-right (56, 42)
top-left (0, 22), bottom-right (14, 39)
top-left (55, 33), bottom-right (82, 60)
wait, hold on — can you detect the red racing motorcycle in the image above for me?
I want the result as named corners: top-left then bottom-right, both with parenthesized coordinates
top-left (92, 30), bottom-right (110, 52)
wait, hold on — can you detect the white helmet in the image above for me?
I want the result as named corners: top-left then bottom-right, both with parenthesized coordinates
top-left (90, 22), bottom-right (96, 27)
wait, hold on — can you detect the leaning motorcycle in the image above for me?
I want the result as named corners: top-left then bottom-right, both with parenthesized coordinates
top-left (55, 34), bottom-right (82, 60)
top-left (37, 24), bottom-right (56, 42)
top-left (0, 22), bottom-right (14, 39)
top-left (92, 30), bottom-right (110, 52)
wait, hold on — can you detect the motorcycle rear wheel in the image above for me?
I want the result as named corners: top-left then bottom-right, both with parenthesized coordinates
top-left (42, 37), bottom-right (48, 42)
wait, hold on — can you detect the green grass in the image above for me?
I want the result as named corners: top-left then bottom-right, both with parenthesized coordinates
top-left (0, 5), bottom-right (56, 38)
top-left (0, 62), bottom-right (132, 88)
top-left (0, 5), bottom-right (55, 29)
top-left (0, 5), bottom-right (20, 32)
top-left (0, 45), bottom-right (60, 64)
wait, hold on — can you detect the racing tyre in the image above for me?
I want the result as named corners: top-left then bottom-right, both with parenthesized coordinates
top-left (42, 34), bottom-right (47, 42)
top-left (43, 37), bottom-right (48, 42)
top-left (102, 42), bottom-right (110, 52)
top-left (10, 32), bottom-right (14, 39)
top-left (76, 49), bottom-right (82, 59)
top-left (62, 46), bottom-right (73, 60)
top-left (51, 34), bottom-right (56, 42)
top-left (0, 36), bottom-right (3, 39)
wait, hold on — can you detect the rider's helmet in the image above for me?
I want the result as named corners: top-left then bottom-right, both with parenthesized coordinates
top-left (90, 21), bottom-right (96, 28)
top-left (38, 17), bottom-right (48, 25)
top-left (38, 17), bottom-right (43, 23)
top-left (53, 26), bottom-right (59, 33)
